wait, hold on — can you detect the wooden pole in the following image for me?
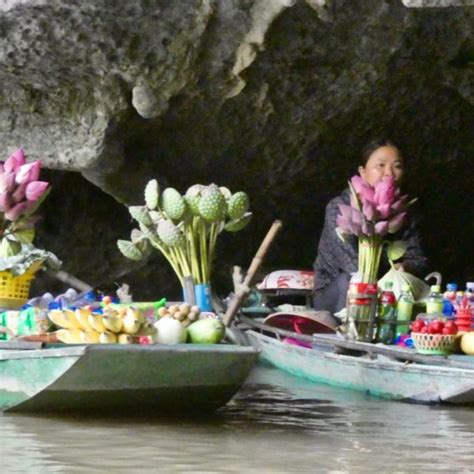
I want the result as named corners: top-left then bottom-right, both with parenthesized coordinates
top-left (223, 220), bottom-right (282, 327)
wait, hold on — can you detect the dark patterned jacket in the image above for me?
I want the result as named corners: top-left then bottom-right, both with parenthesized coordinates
top-left (313, 189), bottom-right (429, 292)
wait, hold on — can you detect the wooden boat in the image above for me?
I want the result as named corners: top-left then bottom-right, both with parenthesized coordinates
top-left (233, 315), bottom-right (474, 405)
top-left (0, 341), bottom-right (259, 414)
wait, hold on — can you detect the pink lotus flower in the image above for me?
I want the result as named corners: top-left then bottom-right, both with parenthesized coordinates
top-left (15, 160), bottom-right (41, 185)
top-left (376, 203), bottom-right (391, 219)
top-left (373, 177), bottom-right (396, 206)
top-left (25, 181), bottom-right (49, 201)
top-left (388, 212), bottom-right (407, 234)
top-left (0, 172), bottom-right (16, 193)
top-left (374, 220), bottom-right (389, 236)
top-left (362, 201), bottom-right (377, 221)
top-left (12, 182), bottom-right (27, 204)
top-left (0, 193), bottom-right (12, 213)
top-left (350, 175), bottom-right (375, 204)
top-left (4, 148), bottom-right (26, 173)
top-left (4, 202), bottom-right (28, 221)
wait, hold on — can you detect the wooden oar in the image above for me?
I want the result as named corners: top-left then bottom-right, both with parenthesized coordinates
top-left (223, 220), bottom-right (283, 327)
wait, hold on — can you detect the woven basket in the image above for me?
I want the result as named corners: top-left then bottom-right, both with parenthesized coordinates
top-left (0, 269), bottom-right (36, 309)
top-left (412, 332), bottom-right (456, 355)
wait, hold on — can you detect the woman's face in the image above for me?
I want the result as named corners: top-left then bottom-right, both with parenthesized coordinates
top-left (358, 145), bottom-right (404, 187)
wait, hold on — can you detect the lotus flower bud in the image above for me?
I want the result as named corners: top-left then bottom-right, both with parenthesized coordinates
top-left (4, 201), bottom-right (28, 221)
top-left (11, 182), bottom-right (27, 204)
top-left (25, 181), bottom-right (49, 201)
top-left (388, 212), bottom-right (407, 234)
top-left (15, 160), bottom-right (41, 185)
top-left (4, 148), bottom-right (26, 173)
top-left (374, 177), bottom-right (396, 206)
top-left (0, 192), bottom-right (12, 212)
top-left (0, 171), bottom-right (16, 193)
top-left (376, 203), bottom-right (391, 219)
top-left (350, 175), bottom-right (375, 204)
top-left (362, 201), bottom-right (377, 221)
top-left (374, 220), bottom-right (389, 236)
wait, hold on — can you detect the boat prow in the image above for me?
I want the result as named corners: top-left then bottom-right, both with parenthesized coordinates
top-left (0, 343), bottom-right (259, 415)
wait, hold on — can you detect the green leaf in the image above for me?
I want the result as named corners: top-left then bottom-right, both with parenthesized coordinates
top-left (117, 240), bottom-right (144, 261)
top-left (13, 228), bottom-right (36, 244)
top-left (144, 179), bottom-right (159, 210)
top-left (387, 240), bottom-right (407, 262)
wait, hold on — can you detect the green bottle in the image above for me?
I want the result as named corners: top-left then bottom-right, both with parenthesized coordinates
top-left (426, 285), bottom-right (443, 315)
top-left (397, 283), bottom-right (414, 336)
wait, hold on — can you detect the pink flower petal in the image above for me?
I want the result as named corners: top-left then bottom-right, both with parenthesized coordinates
top-left (4, 148), bottom-right (26, 173)
top-left (374, 220), bottom-right (389, 235)
top-left (25, 181), bottom-right (49, 201)
top-left (15, 160), bottom-right (42, 185)
top-left (0, 193), bottom-right (12, 212)
top-left (388, 212), bottom-right (407, 233)
top-left (4, 201), bottom-right (28, 221)
top-left (0, 172), bottom-right (16, 193)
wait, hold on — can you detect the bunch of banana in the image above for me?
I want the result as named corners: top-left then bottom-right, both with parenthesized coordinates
top-left (48, 306), bottom-right (156, 344)
top-left (156, 302), bottom-right (200, 328)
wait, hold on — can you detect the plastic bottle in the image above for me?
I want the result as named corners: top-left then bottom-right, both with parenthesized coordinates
top-left (426, 285), bottom-right (443, 315)
top-left (454, 291), bottom-right (465, 315)
top-left (377, 282), bottom-right (397, 344)
top-left (464, 282), bottom-right (474, 304)
top-left (442, 283), bottom-right (457, 317)
top-left (397, 284), bottom-right (414, 336)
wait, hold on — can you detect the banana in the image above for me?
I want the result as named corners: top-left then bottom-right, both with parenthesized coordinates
top-left (74, 308), bottom-right (93, 331)
top-left (103, 315), bottom-right (123, 334)
top-left (56, 328), bottom-right (82, 344)
top-left (127, 307), bottom-right (145, 324)
top-left (99, 331), bottom-right (118, 344)
top-left (88, 313), bottom-right (107, 332)
top-left (122, 314), bottom-right (141, 335)
top-left (63, 309), bottom-right (82, 330)
top-left (118, 333), bottom-right (134, 344)
top-left (48, 310), bottom-right (77, 330)
top-left (80, 329), bottom-right (100, 344)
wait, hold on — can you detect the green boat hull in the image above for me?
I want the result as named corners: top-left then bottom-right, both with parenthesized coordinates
top-left (0, 343), bottom-right (259, 414)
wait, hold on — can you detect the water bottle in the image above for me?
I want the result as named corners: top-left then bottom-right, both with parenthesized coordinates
top-left (426, 285), bottom-right (443, 315)
top-left (397, 283), bottom-right (414, 336)
top-left (442, 282), bottom-right (457, 317)
top-left (377, 282), bottom-right (397, 344)
top-left (465, 282), bottom-right (474, 304)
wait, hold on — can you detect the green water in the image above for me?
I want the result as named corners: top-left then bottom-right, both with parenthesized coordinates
top-left (1, 363), bottom-right (473, 473)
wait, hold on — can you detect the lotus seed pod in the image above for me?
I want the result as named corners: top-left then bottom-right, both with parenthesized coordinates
top-left (138, 222), bottom-right (157, 240)
top-left (219, 186), bottom-right (232, 200)
top-left (130, 228), bottom-right (144, 244)
top-left (157, 219), bottom-right (185, 247)
top-left (161, 188), bottom-right (187, 221)
top-left (144, 179), bottom-right (159, 210)
top-left (224, 212), bottom-right (252, 232)
top-left (227, 191), bottom-right (249, 220)
top-left (149, 210), bottom-right (164, 224)
top-left (117, 240), bottom-right (144, 261)
top-left (128, 206), bottom-right (153, 225)
top-left (198, 184), bottom-right (227, 221)
top-left (185, 184), bottom-right (204, 216)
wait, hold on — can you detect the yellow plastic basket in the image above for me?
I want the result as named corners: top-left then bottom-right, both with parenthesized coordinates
top-left (0, 269), bottom-right (36, 309)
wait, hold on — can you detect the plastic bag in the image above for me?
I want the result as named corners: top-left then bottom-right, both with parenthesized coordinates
top-left (378, 267), bottom-right (430, 302)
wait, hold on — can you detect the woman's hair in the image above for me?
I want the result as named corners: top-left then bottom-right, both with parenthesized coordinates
top-left (360, 138), bottom-right (401, 166)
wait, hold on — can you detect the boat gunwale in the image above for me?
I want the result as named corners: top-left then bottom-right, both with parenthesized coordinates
top-left (247, 329), bottom-right (474, 377)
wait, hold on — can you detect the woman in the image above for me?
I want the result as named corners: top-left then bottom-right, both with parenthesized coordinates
top-left (312, 138), bottom-right (429, 314)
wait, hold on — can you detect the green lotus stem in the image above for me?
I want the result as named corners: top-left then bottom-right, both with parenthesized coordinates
top-left (150, 240), bottom-right (184, 284)
top-left (207, 222), bottom-right (219, 280)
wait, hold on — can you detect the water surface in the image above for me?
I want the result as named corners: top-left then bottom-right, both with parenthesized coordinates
top-left (1, 363), bottom-right (473, 473)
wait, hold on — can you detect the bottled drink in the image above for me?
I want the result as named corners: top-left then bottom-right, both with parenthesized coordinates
top-left (397, 284), bottom-right (414, 336)
top-left (377, 282), bottom-right (397, 344)
top-left (442, 282), bottom-right (457, 317)
top-left (426, 285), bottom-right (443, 315)
top-left (454, 291), bottom-right (465, 315)
top-left (465, 282), bottom-right (474, 303)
